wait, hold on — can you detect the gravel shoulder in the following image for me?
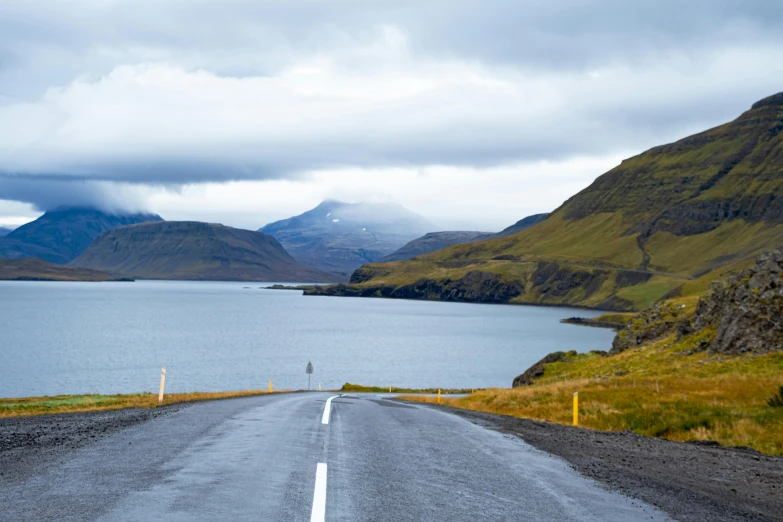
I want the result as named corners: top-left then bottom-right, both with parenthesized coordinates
top-left (0, 405), bottom-right (186, 486)
top-left (445, 406), bottom-right (783, 522)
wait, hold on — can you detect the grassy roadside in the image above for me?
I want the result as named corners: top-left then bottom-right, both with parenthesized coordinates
top-left (400, 342), bottom-right (783, 456)
top-left (339, 383), bottom-right (475, 394)
top-left (0, 390), bottom-right (272, 418)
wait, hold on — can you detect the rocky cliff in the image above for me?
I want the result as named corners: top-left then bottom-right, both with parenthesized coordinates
top-left (307, 261), bottom-right (656, 310)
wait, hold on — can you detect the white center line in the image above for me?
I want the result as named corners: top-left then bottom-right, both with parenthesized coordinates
top-left (321, 395), bottom-right (340, 425)
top-left (311, 463), bottom-right (328, 522)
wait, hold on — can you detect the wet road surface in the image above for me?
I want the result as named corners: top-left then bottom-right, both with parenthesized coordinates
top-left (0, 393), bottom-right (671, 521)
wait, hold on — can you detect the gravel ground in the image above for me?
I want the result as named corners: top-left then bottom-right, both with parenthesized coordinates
top-left (448, 407), bottom-right (783, 522)
top-left (0, 405), bottom-right (184, 486)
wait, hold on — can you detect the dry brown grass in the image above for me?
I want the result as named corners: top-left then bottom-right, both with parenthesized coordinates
top-left (401, 344), bottom-right (783, 455)
top-left (0, 390), bottom-right (273, 418)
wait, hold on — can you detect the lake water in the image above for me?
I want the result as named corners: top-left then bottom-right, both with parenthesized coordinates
top-left (0, 281), bottom-right (615, 397)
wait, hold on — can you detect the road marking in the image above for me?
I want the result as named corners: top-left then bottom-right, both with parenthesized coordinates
top-left (311, 463), bottom-right (327, 522)
top-left (322, 395), bottom-right (340, 425)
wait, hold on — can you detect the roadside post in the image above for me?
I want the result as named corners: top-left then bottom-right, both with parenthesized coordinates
top-left (158, 367), bottom-right (166, 403)
top-left (306, 361), bottom-right (314, 390)
top-left (573, 392), bottom-right (578, 426)
top-left (269, 379), bottom-right (273, 393)
top-left (438, 389), bottom-right (441, 403)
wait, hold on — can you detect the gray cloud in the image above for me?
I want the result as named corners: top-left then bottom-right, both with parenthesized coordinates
top-left (2, 0), bottom-right (782, 100)
top-left (0, 0), bottom-right (782, 211)
top-left (0, 175), bottom-right (149, 212)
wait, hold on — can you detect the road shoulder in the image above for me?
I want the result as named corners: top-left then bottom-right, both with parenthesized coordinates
top-left (421, 404), bottom-right (782, 522)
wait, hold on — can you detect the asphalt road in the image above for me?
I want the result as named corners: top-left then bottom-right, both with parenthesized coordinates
top-left (0, 393), bottom-right (671, 521)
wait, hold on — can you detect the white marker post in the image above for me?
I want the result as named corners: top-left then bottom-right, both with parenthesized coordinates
top-left (158, 366), bottom-right (166, 403)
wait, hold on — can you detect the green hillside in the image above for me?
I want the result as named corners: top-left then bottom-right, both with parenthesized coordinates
top-left (309, 92), bottom-right (783, 310)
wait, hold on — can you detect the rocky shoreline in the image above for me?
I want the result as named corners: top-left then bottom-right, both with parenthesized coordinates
top-left (560, 317), bottom-right (625, 330)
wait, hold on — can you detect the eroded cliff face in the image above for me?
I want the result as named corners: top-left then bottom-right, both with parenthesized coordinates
top-left (309, 261), bottom-right (655, 310)
top-left (307, 271), bottom-right (524, 304)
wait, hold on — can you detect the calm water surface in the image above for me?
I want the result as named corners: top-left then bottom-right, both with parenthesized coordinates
top-left (0, 281), bottom-right (615, 397)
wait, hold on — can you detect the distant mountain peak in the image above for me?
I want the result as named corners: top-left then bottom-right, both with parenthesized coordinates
top-left (0, 208), bottom-right (163, 264)
top-left (259, 200), bottom-right (436, 276)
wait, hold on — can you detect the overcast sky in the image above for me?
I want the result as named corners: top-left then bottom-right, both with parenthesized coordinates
top-left (1, 0), bottom-right (782, 230)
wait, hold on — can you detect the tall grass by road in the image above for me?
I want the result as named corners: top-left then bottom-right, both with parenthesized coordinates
top-left (402, 338), bottom-right (783, 455)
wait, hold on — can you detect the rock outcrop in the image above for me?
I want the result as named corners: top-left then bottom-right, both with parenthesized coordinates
top-left (512, 352), bottom-right (570, 387)
top-left (610, 301), bottom-right (688, 355)
top-left (680, 250), bottom-right (783, 354)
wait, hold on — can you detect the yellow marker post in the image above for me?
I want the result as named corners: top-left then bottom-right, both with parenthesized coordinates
top-left (438, 389), bottom-right (441, 404)
top-left (389, 387), bottom-right (392, 393)
top-left (269, 380), bottom-right (273, 393)
top-left (573, 392), bottom-right (579, 426)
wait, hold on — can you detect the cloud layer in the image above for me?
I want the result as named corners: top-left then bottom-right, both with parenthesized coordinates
top-left (0, 0), bottom-right (782, 219)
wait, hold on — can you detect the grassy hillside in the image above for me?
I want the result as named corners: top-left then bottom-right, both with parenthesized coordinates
top-left (318, 93), bottom-right (783, 310)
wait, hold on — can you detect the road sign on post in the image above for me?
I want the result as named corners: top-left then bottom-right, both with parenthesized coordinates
top-left (306, 361), bottom-right (313, 390)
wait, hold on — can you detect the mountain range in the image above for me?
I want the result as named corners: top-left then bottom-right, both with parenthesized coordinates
top-left (305, 92), bottom-right (783, 311)
top-left (380, 214), bottom-right (550, 262)
top-left (380, 231), bottom-right (492, 262)
top-left (72, 221), bottom-right (338, 282)
top-left (0, 208), bottom-right (162, 264)
top-left (259, 200), bottom-right (434, 277)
